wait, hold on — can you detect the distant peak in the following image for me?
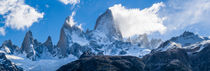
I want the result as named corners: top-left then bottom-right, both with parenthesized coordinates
top-left (46, 36), bottom-right (52, 43)
top-left (25, 30), bottom-right (33, 37)
top-left (181, 31), bottom-right (195, 37)
top-left (2, 40), bottom-right (12, 46)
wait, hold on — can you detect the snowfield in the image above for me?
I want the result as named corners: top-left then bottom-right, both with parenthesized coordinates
top-left (6, 54), bottom-right (77, 71)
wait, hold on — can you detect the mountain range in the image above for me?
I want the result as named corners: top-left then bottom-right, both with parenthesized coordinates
top-left (0, 9), bottom-right (210, 71)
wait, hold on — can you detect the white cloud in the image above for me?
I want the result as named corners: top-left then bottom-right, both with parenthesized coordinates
top-left (66, 11), bottom-right (76, 27)
top-left (59, 0), bottom-right (80, 5)
top-left (161, 0), bottom-right (210, 31)
top-left (109, 3), bottom-right (166, 38)
top-left (65, 11), bottom-right (83, 30)
top-left (0, 27), bottom-right (5, 36)
top-left (0, 0), bottom-right (44, 35)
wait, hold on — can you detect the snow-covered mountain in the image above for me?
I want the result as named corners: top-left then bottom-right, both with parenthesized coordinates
top-left (1, 8), bottom-right (210, 71)
top-left (154, 31), bottom-right (209, 52)
top-left (56, 9), bottom-right (161, 58)
top-left (20, 31), bottom-right (56, 60)
top-left (0, 9), bottom-right (162, 70)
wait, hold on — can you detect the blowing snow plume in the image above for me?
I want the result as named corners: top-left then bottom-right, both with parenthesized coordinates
top-left (109, 2), bottom-right (166, 38)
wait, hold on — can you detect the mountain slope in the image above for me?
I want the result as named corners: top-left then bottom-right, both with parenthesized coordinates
top-left (154, 31), bottom-right (208, 52)
top-left (0, 53), bottom-right (23, 71)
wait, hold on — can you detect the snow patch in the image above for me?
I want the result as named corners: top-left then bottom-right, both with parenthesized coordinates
top-left (6, 54), bottom-right (77, 71)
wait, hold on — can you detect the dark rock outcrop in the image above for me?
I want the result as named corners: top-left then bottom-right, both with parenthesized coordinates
top-left (57, 55), bottom-right (145, 71)
top-left (79, 51), bottom-right (96, 59)
top-left (143, 48), bottom-right (192, 71)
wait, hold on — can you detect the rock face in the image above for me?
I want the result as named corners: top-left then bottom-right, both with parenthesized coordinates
top-left (0, 40), bottom-right (19, 54)
top-left (57, 55), bottom-right (145, 71)
top-left (143, 48), bottom-right (192, 71)
top-left (0, 53), bottom-right (23, 71)
top-left (92, 9), bottom-right (122, 41)
top-left (79, 50), bottom-right (96, 59)
top-left (43, 36), bottom-right (55, 55)
top-left (191, 44), bottom-right (210, 71)
top-left (20, 31), bottom-right (37, 60)
top-left (20, 31), bottom-right (55, 60)
top-left (57, 16), bottom-right (89, 57)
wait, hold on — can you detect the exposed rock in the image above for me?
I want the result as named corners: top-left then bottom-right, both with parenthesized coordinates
top-left (0, 40), bottom-right (19, 54)
top-left (143, 48), bottom-right (192, 71)
top-left (43, 36), bottom-right (55, 55)
top-left (57, 56), bottom-right (145, 71)
top-left (191, 44), bottom-right (210, 71)
top-left (0, 53), bottom-right (23, 71)
top-left (20, 31), bottom-right (37, 60)
top-left (93, 9), bottom-right (122, 41)
top-left (57, 16), bottom-right (87, 57)
top-left (79, 51), bottom-right (96, 59)
top-left (20, 31), bottom-right (56, 60)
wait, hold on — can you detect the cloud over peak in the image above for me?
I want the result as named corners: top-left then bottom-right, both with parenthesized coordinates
top-left (109, 3), bottom-right (166, 38)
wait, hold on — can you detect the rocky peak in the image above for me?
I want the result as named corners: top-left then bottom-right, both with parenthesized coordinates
top-left (93, 9), bottom-right (122, 40)
top-left (20, 31), bottom-right (37, 60)
top-left (21, 31), bottom-right (34, 53)
top-left (43, 36), bottom-right (53, 48)
top-left (43, 36), bottom-right (55, 55)
top-left (57, 16), bottom-right (87, 57)
top-left (1, 40), bottom-right (18, 54)
top-left (170, 31), bottom-right (205, 46)
top-left (2, 40), bottom-right (12, 47)
top-left (181, 31), bottom-right (195, 37)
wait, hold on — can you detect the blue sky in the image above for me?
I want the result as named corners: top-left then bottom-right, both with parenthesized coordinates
top-left (0, 0), bottom-right (166, 46)
top-left (0, 0), bottom-right (210, 46)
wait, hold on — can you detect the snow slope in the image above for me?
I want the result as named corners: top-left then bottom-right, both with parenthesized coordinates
top-left (6, 54), bottom-right (77, 71)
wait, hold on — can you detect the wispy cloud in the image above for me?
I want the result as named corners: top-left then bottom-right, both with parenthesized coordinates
top-left (109, 3), bottom-right (166, 38)
top-left (161, 0), bottom-right (210, 32)
top-left (0, 0), bottom-right (44, 35)
top-left (59, 0), bottom-right (80, 6)
top-left (0, 27), bottom-right (5, 36)
top-left (66, 11), bottom-right (76, 27)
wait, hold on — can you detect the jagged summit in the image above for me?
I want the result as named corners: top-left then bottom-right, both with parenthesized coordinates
top-left (170, 31), bottom-right (205, 46)
top-left (43, 36), bottom-right (53, 47)
top-left (154, 31), bottom-right (208, 52)
top-left (20, 30), bottom-right (37, 60)
top-left (57, 16), bottom-right (88, 57)
top-left (21, 31), bottom-right (34, 54)
top-left (181, 31), bottom-right (195, 37)
top-left (0, 40), bottom-right (18, 54)
top-left (93, 9), bottom-right (122, 40)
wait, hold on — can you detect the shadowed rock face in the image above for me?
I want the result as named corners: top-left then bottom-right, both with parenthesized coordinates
top-left (143, 48), bottom-right (192, 71)
top-left (191, 44), bottom-right (210, 71)
top-left (57, 55), bottom-right (145, 71)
